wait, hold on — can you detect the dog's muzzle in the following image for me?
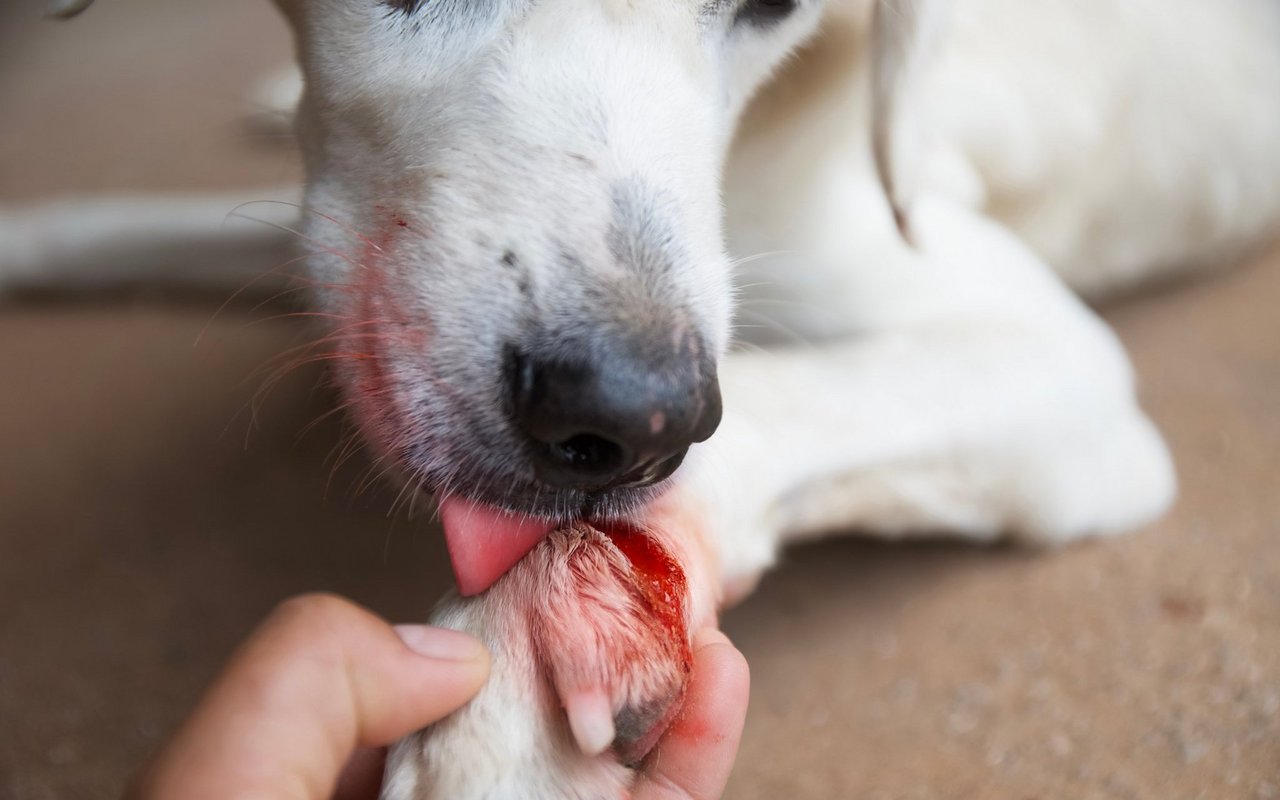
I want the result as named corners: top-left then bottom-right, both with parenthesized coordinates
top-left (442, 334), bottom-right (720, 597)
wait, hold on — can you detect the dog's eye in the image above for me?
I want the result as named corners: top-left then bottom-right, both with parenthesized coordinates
top-left (384, 0), bottom-right (424, 14)
top-left (735, 0), bottom-right (799, 27)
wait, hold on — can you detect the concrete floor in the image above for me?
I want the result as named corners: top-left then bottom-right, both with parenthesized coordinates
top-left (2, 2), bottom-right (1278, 798)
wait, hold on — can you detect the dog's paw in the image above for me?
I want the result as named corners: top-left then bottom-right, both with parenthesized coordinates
top-left (1005, 406), bottom-right (1177, 545)
top-left (383, 518), bottom-right (715, 800)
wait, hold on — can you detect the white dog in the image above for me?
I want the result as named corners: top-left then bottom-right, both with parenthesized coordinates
top-left (10, 0), bottom-right (1280, 797)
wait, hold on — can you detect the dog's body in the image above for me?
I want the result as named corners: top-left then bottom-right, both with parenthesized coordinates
top-left (8, 0), bottom-right (1280, 797)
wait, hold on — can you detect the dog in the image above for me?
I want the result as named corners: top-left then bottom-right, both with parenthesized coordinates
top-left (9, 0), bottom-right (1280, 797)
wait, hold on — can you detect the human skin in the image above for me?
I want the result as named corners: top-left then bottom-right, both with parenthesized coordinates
top-left (125, 594), bottom-right (749, 800)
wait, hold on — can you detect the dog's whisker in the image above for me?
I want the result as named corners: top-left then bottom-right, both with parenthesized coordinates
top-left (241, 283), bottom-right (321, 316)
top-left (404, 472), bottom-right (428, 521)
top-left (728, 249), bottom-right (810, 269)
top-left (233, 199), bottom-right (386, 253)
top-left (224, 210), bottom-right (369, 274)
top-left (349, 449), bottom-right (388, 501)
top-left (244, 309), bottom-right (360, 327)
top-left (731, 280), bottom-right (780, 293)
top-left (356, 447), bottom-right (410, 499)
top-left (246, 351), bottom-right (381, 430)
top-left (387, 463), bottom-right (423, 519)
top-left (736, 295), bottom-right (833, 311)
top-left (195, 252), bottom-right (327, 349)
top-left (733, 307), bottom-right (819, 348)
top-left (243, 321), bottom-right (396, 382)
top-left (256, 318), bottom-right (393, 355)
top-left (325, 428), bottom-right (370, 500)
top-left (727, 337), bottom-right (770, 356)
top-left (295, 397), bottom-right (365, 443)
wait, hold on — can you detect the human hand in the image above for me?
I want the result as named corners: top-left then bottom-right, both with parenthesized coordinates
top-left (126, 594), bottom-right (748, 800)
top-left (632, 626), bottom-right (751, 800)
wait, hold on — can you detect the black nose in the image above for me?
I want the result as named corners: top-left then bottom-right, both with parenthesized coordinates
top-left (507, 343), bottom-right (722, 491)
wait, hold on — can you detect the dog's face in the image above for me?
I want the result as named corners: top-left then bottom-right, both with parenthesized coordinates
top-left (274, 0), bottom-right (824, 581)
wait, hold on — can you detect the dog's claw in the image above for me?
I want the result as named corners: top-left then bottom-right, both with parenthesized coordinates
top-left (563, 686), bottom-right (617, 757)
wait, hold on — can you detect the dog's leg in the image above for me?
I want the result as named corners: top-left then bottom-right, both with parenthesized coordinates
top-left (0, 190), bottom-right (299, 297)
top-left (688, 195), bottom-right (1177, 597)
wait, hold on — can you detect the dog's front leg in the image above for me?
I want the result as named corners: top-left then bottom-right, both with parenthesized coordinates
top-left (682, 195), bottom-right (1178, 597)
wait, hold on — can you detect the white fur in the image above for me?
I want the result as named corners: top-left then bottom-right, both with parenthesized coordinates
top-left (11, 0), bottom-right (1280, 797)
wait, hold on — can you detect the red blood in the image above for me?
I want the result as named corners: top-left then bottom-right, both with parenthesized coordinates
top-left (668, 714), bottom-right (719, 746)
top-left (595, 521), bottom-right (695, 764)
top-left (598, 521), bottom-right (690, 661)
top-left (339, 213), bottom-right (427, 452)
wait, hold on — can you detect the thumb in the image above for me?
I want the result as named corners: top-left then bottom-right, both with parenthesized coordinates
top-left (127, 594), bottom-right (490, 800)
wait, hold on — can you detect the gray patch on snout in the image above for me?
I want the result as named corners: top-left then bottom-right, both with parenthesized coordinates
top-left (537, 255), bottom-right (704, 377)
top-left (608, 179), bottom-right (686, 281)
top-left (532, 178), bottom-right (711, 390)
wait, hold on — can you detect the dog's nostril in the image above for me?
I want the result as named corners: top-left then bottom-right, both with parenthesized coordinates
top-left (612, 449), bottom-right (688, 490)
top-left (506, 341), bottom-right (720, 492)
top-left (549, 434), bottom-right (626, 476)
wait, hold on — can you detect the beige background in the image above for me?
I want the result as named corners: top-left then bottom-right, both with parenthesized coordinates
top-left (1, 2), bottom-right (1277, 798)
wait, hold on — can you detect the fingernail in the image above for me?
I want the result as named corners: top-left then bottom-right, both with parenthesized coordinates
top-left (395, 625), bottom-right (489, 662)
top-left (693, 627), bottom-right (731, 649)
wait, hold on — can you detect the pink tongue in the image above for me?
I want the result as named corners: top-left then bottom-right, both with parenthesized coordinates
top-left (438, 495), bottom-right (559, 596)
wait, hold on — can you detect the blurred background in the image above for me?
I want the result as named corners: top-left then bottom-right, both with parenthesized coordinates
top-left (1, 1), bottom-right (1278, 798)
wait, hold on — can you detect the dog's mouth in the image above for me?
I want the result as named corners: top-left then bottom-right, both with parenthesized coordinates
top-left (347, 357), bottom-right (679, 597)
top-left (332, 290), bottom-right (704, 596)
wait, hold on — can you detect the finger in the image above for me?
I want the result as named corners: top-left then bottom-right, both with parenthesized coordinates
top-left (127, 594), bottom-right (489, 800)
top-left (333, 747), bottom-right (387, 800)
top-left (635, 629), bottom-right (751, 800)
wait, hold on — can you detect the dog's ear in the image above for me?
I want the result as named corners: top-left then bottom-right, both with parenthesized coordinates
top-left (45, 0), bottom-right (94, 19)
top-left (870, 0), bottom-right (951, 245)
